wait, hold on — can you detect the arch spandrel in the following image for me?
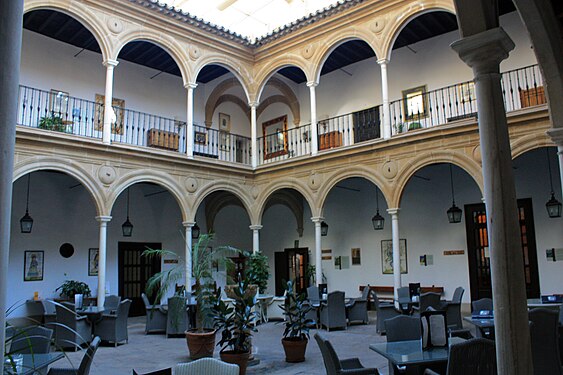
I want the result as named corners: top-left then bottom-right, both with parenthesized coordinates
top-left (255, 179), bottom-right (316, 224)
top-left (510, 133), bottom-right (556, 160)
top-left (13, 158), bottom-right (105, 217)
top-left (254, 58), bottom-right (311, 101)
top-left (25, 0), bottom-right (112, 63)
top-left (391, 151), bottom-right (484, 208)
top-left (190, 181), bottom-right (254, 224)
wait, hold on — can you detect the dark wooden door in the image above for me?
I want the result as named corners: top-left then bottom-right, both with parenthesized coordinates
top-left (285, 248), bottom-right (309, 295)
top-left (353, 106), bottom-right (380, 143)
top-left (274, 251), bottom-right (288, 296)
top-left (464, 198), bottom-right (540, 301)
top-left (118, 242), bottom-right (161, 317)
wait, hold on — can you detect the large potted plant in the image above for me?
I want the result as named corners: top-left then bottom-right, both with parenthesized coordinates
top-left (246, 251), bottom-right (269, 295)
top-left (55, 280), bottom-right (91, 300)
top-left (211, 277), bottom-right (257, 375)
top-left (279, 280), bottom-right (313, 363)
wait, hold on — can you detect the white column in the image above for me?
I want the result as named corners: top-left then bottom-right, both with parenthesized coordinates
top-left (387, 209), bottom-right (401, 299)
top-left (307, 82), bottom-right (319, 155)
top-left (249, 225), bottom-right (262, 254)
top-left (95, 216), bottom-right (111, 307)
top-left (378, 58), bottom-right (391, 139)
top-left (311, 217), bottom-right (324, 286)
top-left (558, 146), bottom-right (563, 198)
top-left (250, 101), bottom-right (258, 168)
top-left (102, 59), bottom-right (119, 145)
top-left (546, 128), bottom-right (563, 199)
top-left (183, 221), bottom-right (194, 293)
top-left (185, 83), bottom-right (197, 159)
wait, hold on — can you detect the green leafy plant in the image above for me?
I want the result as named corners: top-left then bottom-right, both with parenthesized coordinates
top-left (38, 115), bottom-right (66, 132)
top-left (408, 122), bottom-right (422, 130)
top-left (279, 280), bottom-right (313, 339)
top-left (393, 122), bottom-right (405, 134)
top-left (55, 280), bottom-right (91, 299)
top-left (246, 251), bottom-right (269, 294)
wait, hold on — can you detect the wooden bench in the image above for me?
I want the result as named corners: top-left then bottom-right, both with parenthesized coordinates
top-left (360, 285), bottom-right (444, 302)
top-left (147, 129), bottom-right (179, 151)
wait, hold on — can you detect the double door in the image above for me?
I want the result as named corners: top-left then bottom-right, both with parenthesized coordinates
top-left (274, 248), bottom-right (309, 296)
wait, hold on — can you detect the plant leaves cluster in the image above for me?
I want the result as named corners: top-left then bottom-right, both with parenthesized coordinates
top-left (246, 251), bottom-right (270, 294)
top-left (55, 280), bottom-right (91, 299)
top-left (39, 115), bottom-right (67, 132)
top-left (279, 280), bottom-right (313, 339)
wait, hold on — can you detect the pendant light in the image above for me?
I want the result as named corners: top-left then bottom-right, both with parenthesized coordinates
top-left (545, 148), bottom-right (562, 218)
top-left (372, 189), bottom-right (385, 230)
top-left (122, 187), bottom-right (133, 237)
top-left (447, 164), bottom-right (462, 223)
top-left (320, 221), bottom-right (328, 236)
top-left (20, 174), bottom-right (34, 234)
top-left (192, 223), bottom-right (200, 239)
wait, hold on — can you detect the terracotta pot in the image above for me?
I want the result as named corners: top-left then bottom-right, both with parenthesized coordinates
top-left (281, 337), bottom-right (308, 363)
top-left (220, 350), bottom-right (251, 375)
top-left (185, 329), bottom-right (216, 360)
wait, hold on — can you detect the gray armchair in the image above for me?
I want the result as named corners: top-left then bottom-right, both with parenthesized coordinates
top-left (385, 315), bottom-right (421, 374)
top-left (166, 296), bottom-right (189, 337)
top-left (413, 292), bottom-right (442, 316)
top-left (346, 287), bottom-right (369, 325)
top-left (54, 302), bottom-right (92, 350)
top-left (374, 293), bottom-right (400, 334)
top-left (423, 338), bottom-right (497, 375)
top-left (103, 295), bottom-right (121, 315)
top-left (529, 308), bottom-right (562, 375)
top-left (47, 336), bottom-right (100, 375)
top-left (314, 332), bottom-right (380, 375)
top-left (141, 293), bottom-right (167, 334)
top-left (440, 287), bottom-right (464, 329)
top-left (319, 291), bottom-right (347, 331)
top-left (94, 299), bottom-right (131, 346)
top-left (9, 325), bottom-right (53, 354)
top-left (471, 298), bottom-right (493, 313)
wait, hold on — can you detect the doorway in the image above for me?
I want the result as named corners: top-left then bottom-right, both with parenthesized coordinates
top-left (118, 242), bottom-right (161, 317)
top-left (464, 198), bottom-right (540, 301)
top-left (274, 248), bottom-right (309, 296)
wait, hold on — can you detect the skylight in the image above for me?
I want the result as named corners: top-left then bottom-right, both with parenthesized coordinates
top-left (165, 0), bottom-right (340, 41)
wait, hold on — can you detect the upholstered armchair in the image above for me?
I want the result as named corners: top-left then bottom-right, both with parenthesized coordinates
top-left (94, 299), bottom-right (131, 346)
top-left (319, 291), bottom-right (347, 331)
top-left (54, 302), bottom-right (92, 350)
top-left (141, 293), bottom-right (167, 334)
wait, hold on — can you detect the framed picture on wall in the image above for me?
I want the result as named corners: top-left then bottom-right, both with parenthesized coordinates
top-left (351, 248), bottom-right (361, 265)
top-left (194, 131), bottom-right (208, 145)
top-left (89, 248), bottom-right (99, 276)
top-left (219, 112), bottom-right (231, 132)
top-left (402, 85), bottom-right (428, 120)
top-left (262, 115), bottom-right (288, 159)
top-left (24, 251), bottom-right (44, 281)
top-left (381, 239), bottom-right (407, 274)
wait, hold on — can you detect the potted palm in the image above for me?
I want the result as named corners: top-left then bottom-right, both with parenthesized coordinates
top-left (211, 277), bottom-right (257, 375)
top-left (279, 280), bottom-right (313, 363)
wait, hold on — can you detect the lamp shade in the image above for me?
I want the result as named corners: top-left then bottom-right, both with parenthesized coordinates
top-left (372, 211), bottom-right (385, 230)
top-left (20, 211), bottom-right (34, 233)
top-left (320, 221), bottom-right (328, 236)
top-left (447, 204), bottom-right (463, 223)
top-left (122, 218), bottom-right (133, 237)
top-left (192, 223), bottom-right (200, 239)
top-left (546, 193), bottom-right (562, 218)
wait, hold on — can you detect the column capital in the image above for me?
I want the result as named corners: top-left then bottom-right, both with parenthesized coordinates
top-left (451, 28), bottom-right (515, 75)
top-left (184, 82), bottom-right (198, 90)
top-left (95, 215), bottom-right (112, 223)
top-left (182, 221), bottom-right (196, 228)
top-left (386, 208), bottom-right (400, 215)
top-left (547, 127), bottom-right (563, 146)
top-left (103, 59), bottom-right (119, 68)
top-left (306, 81), bottom-right (318, 88)
top-left (377, 58), bottom-right (390, 65)
top-left (248, 101), bottom-right (259, 108)
top-left (249, 224), bottom-right (263, 231)
top-left (311, 216), bottom-right (325, 223)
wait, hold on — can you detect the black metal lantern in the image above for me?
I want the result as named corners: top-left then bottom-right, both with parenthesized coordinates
top-left (545, 149), bottom-right (562, 218)
top-left (447, 165), bottom-right (463, 223)
top-left (320, 221), bottom-right (328, 236)
top-left (20, 174), bottom-right (34, 234)
top-left (192, 223), bottom-right (200, 239)
top-left (122, 188), bottom-right (133, 237)
top-left (372, 189), bottom-right (385, 230)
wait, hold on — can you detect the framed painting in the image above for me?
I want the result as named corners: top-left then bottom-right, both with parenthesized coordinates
top-left (24, 251), bottom-right (44, 281)
top-left (457, 81), bottom-right (476, 104)
top-left (194, 131), bottom-right (208, 145)
top-left (49, 89), bottom-right (69, 115)
top-left (262, 115), bottom-right (288, 159)
top-left (94, 94), bottom-right (125, 134)
top-left (89, 248), bottom-right (99, 276)
top-left (351, 248), bottom-right (361, 265)
top-left (402, 85), bottom-right (428, 120)
top-left (219, 112), bottom-right (231, 132)
top-left (381, 239), bottom-right (407, 274)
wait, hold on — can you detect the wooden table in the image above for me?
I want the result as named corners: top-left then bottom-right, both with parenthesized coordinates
top-left (3, 353), bottom-right (63, 375)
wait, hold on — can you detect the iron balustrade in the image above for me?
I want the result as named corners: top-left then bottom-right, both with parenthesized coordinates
top-left (501, 64), bottom-right (545, 112)
top-left (193, 124), bottom-right (252, 165)
top-left (17, 85), bottom-right (103, 139)
top-left (257, 123), bottom-right (312, 164)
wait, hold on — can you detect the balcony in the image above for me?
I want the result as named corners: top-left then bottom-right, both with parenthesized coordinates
top-left (16, 64), bottom-right (546, 167)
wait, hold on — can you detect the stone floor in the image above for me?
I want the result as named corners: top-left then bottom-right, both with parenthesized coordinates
top-left (57, 312), bottom-right (394, 375)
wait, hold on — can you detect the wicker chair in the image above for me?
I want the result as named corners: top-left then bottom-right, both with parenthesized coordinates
top-left (346, 287), bottom-right (369, 325)
top-left (54, 302), bottom-right (92, 350)
top-left (529, 308), bottom-right (562, 375)
top-left (41, 299), bottom-right (57, 329)
top-left (314, 332), bottom-right (380, 375)
top-left (47, 336), bottom-right (101, 375)
top-left (471, 298), bottom-right (493, 313)
top-left (9, 325), bottom-right (53, 354)
top-left (94, 299), bottom-right (131, 346)
top-left (440, 287), bottom-right (464, 329)
top-left (319, 291), bottom-right (347, 331)
top-left (413, 292), bottom-right (442, 316)
top-left (423, 338), bottom-right (497, 375)
top-left (102, 295), bottom-right (121, 315)
top-left (265, 294), bottom-right (286, 321)
top-left (174, 358), bottom-right (239, 375)
top-left (385, 315), bottom-right (422, 374)
top-left (166, 296), bottom-right (189, 337)
top-left (141, 293), bottom-right (167, 334)
top-left (374, 293), bottom-right (400, 334)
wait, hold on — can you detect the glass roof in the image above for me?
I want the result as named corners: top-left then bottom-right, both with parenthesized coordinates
top-left (166, 0), bottom-right (339, 41)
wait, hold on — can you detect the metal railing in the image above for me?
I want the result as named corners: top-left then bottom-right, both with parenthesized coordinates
top-left (193, 124), bottom-right (251, 165)
top-left (501, 64), bottom-right (545, 112)
top-left (257, 123), bottom-right (312, 164)
top-left (17, 85), bottom-right (103, 139)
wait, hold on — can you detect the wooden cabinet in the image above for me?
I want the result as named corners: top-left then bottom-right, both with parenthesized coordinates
top-left (147, 129), bottom-right (179, 151)
top-left (319, 130), bottom-right (342, 150)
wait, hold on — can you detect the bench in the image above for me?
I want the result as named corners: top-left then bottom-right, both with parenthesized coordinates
top-left (360, 285), bottom-right (444, 302)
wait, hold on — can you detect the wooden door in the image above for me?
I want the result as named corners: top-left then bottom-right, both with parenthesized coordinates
top-left (274, 251), bottom-right (288, 296)
top-left (464, 198), bottom-right (540, 301)
top-left (285, 248), bottom-right (309, 295)
top-left (118, 242), bottom-right (161, 317)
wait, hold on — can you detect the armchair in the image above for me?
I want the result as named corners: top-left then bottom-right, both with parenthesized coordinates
top-left (346, 287), bottom-right (369, 325)
top-left (141, 293), bottom-right (167, 334)
top-left (413, 292), bottom-right (442, 316)
top-left (373, 293), bottom-right (400, 334)
top-left (529, 308), bottom-right (562, 375)
top-left (94, 299), bottom-right (131, 346)
top-left (265, 294), bottom-right (286, 321)
top-left (166, 296), bottom-right (189, 337)
top-left (103, 295), bottom-right (121, 315)
top-left (47, 336), bottom-right (100, 375)
top-left (9, 325), bottom-right (53, 354)
top-left (54, 302), bottom-right (91, 350)
top-left (423, 338), bottom-right (496, 375)
top-left (174, 358), bottom-right (238, 375)
top-left (315, 332), bottom-right (380, 375)
top-left (319, 291), bottom-right (347, 331)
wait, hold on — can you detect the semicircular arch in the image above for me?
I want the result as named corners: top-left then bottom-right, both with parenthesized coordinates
top-left (205, 77), bottom-right (247, 127)
top-left (256, 180), bottom-right (316, 223)
top-left (511, 134), bottom-right (556, 160)
top-left (254, 60), bottom-right (310, 101)
top-left (193, 56), bottom-right (252, 102)
top-left (191, 183), bottom-right (254, 224)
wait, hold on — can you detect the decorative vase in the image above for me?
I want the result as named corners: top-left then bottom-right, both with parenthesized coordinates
top-left (281, 337), bottom-right (308, 363)
top-left (220, 350), bottom-right (251, 375)
top-left (185, 329), bottom-right (216, 359)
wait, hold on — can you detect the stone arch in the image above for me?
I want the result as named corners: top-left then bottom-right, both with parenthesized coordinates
top-left (254, 61), bottom-right (310, 101)
top-left (205, 78), bottom-right (247, 127)
top-left (114, 30), bottom-right (191, 85)
top-left (257, 95), bottom-right (300, 125)
top-left (193, 55), bottom-right (252, 102)
top-left (191, 182), bottom-right (254, 224)
top-left (381, 1), bottom-right (456, 61)
top-left (511, 133), bottom-right (556, 160)
top-left (391, 151), bottom-right (484, 208)
top-left (256, 179), bottom-right (316, 223)
top-left (13, 158), bottom-right (104, 217)
top-left (24, 0), bottom-right (111, 62)
top-left (107, 170), bottom-right (189, 222)
top-left (258, 77), bottom-right (300, 125)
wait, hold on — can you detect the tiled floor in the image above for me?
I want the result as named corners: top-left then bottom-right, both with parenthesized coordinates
top-left (57, 312), bottom-right (392, 375)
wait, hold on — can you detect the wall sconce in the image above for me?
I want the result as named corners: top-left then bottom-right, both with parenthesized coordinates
top-left (20, 174), bottom-right (34, 234)
top-left (545, 148), bottom-right (562, 218)
top-left (122, 187), bottom-right (133, 237)
top-left (447, 164), bottom-right (462, 223)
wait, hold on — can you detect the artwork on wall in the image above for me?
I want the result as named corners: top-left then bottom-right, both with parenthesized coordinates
top-left (381, 239), bottom-right (407, 274)
top-left (219, 112), bottom-right (231, 132)
top-left (88, 248), bottom-right (99, 276)
top-left (351, 248), bottom-right (361, 265)
top-left (402, 85), bottom-right (428, 120)
top-left (194, 131), bottom-right (208, 145)
top-left (49, 89), bottom-right (69, 115)
top-left (94, 94), bottom-right (125, 134)
top-left (262, 115), bottom-right (288, 159)
top-left (24, 251), bottom-right (44, 281)
top-left (321, 249), bottom-right (332, 261)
